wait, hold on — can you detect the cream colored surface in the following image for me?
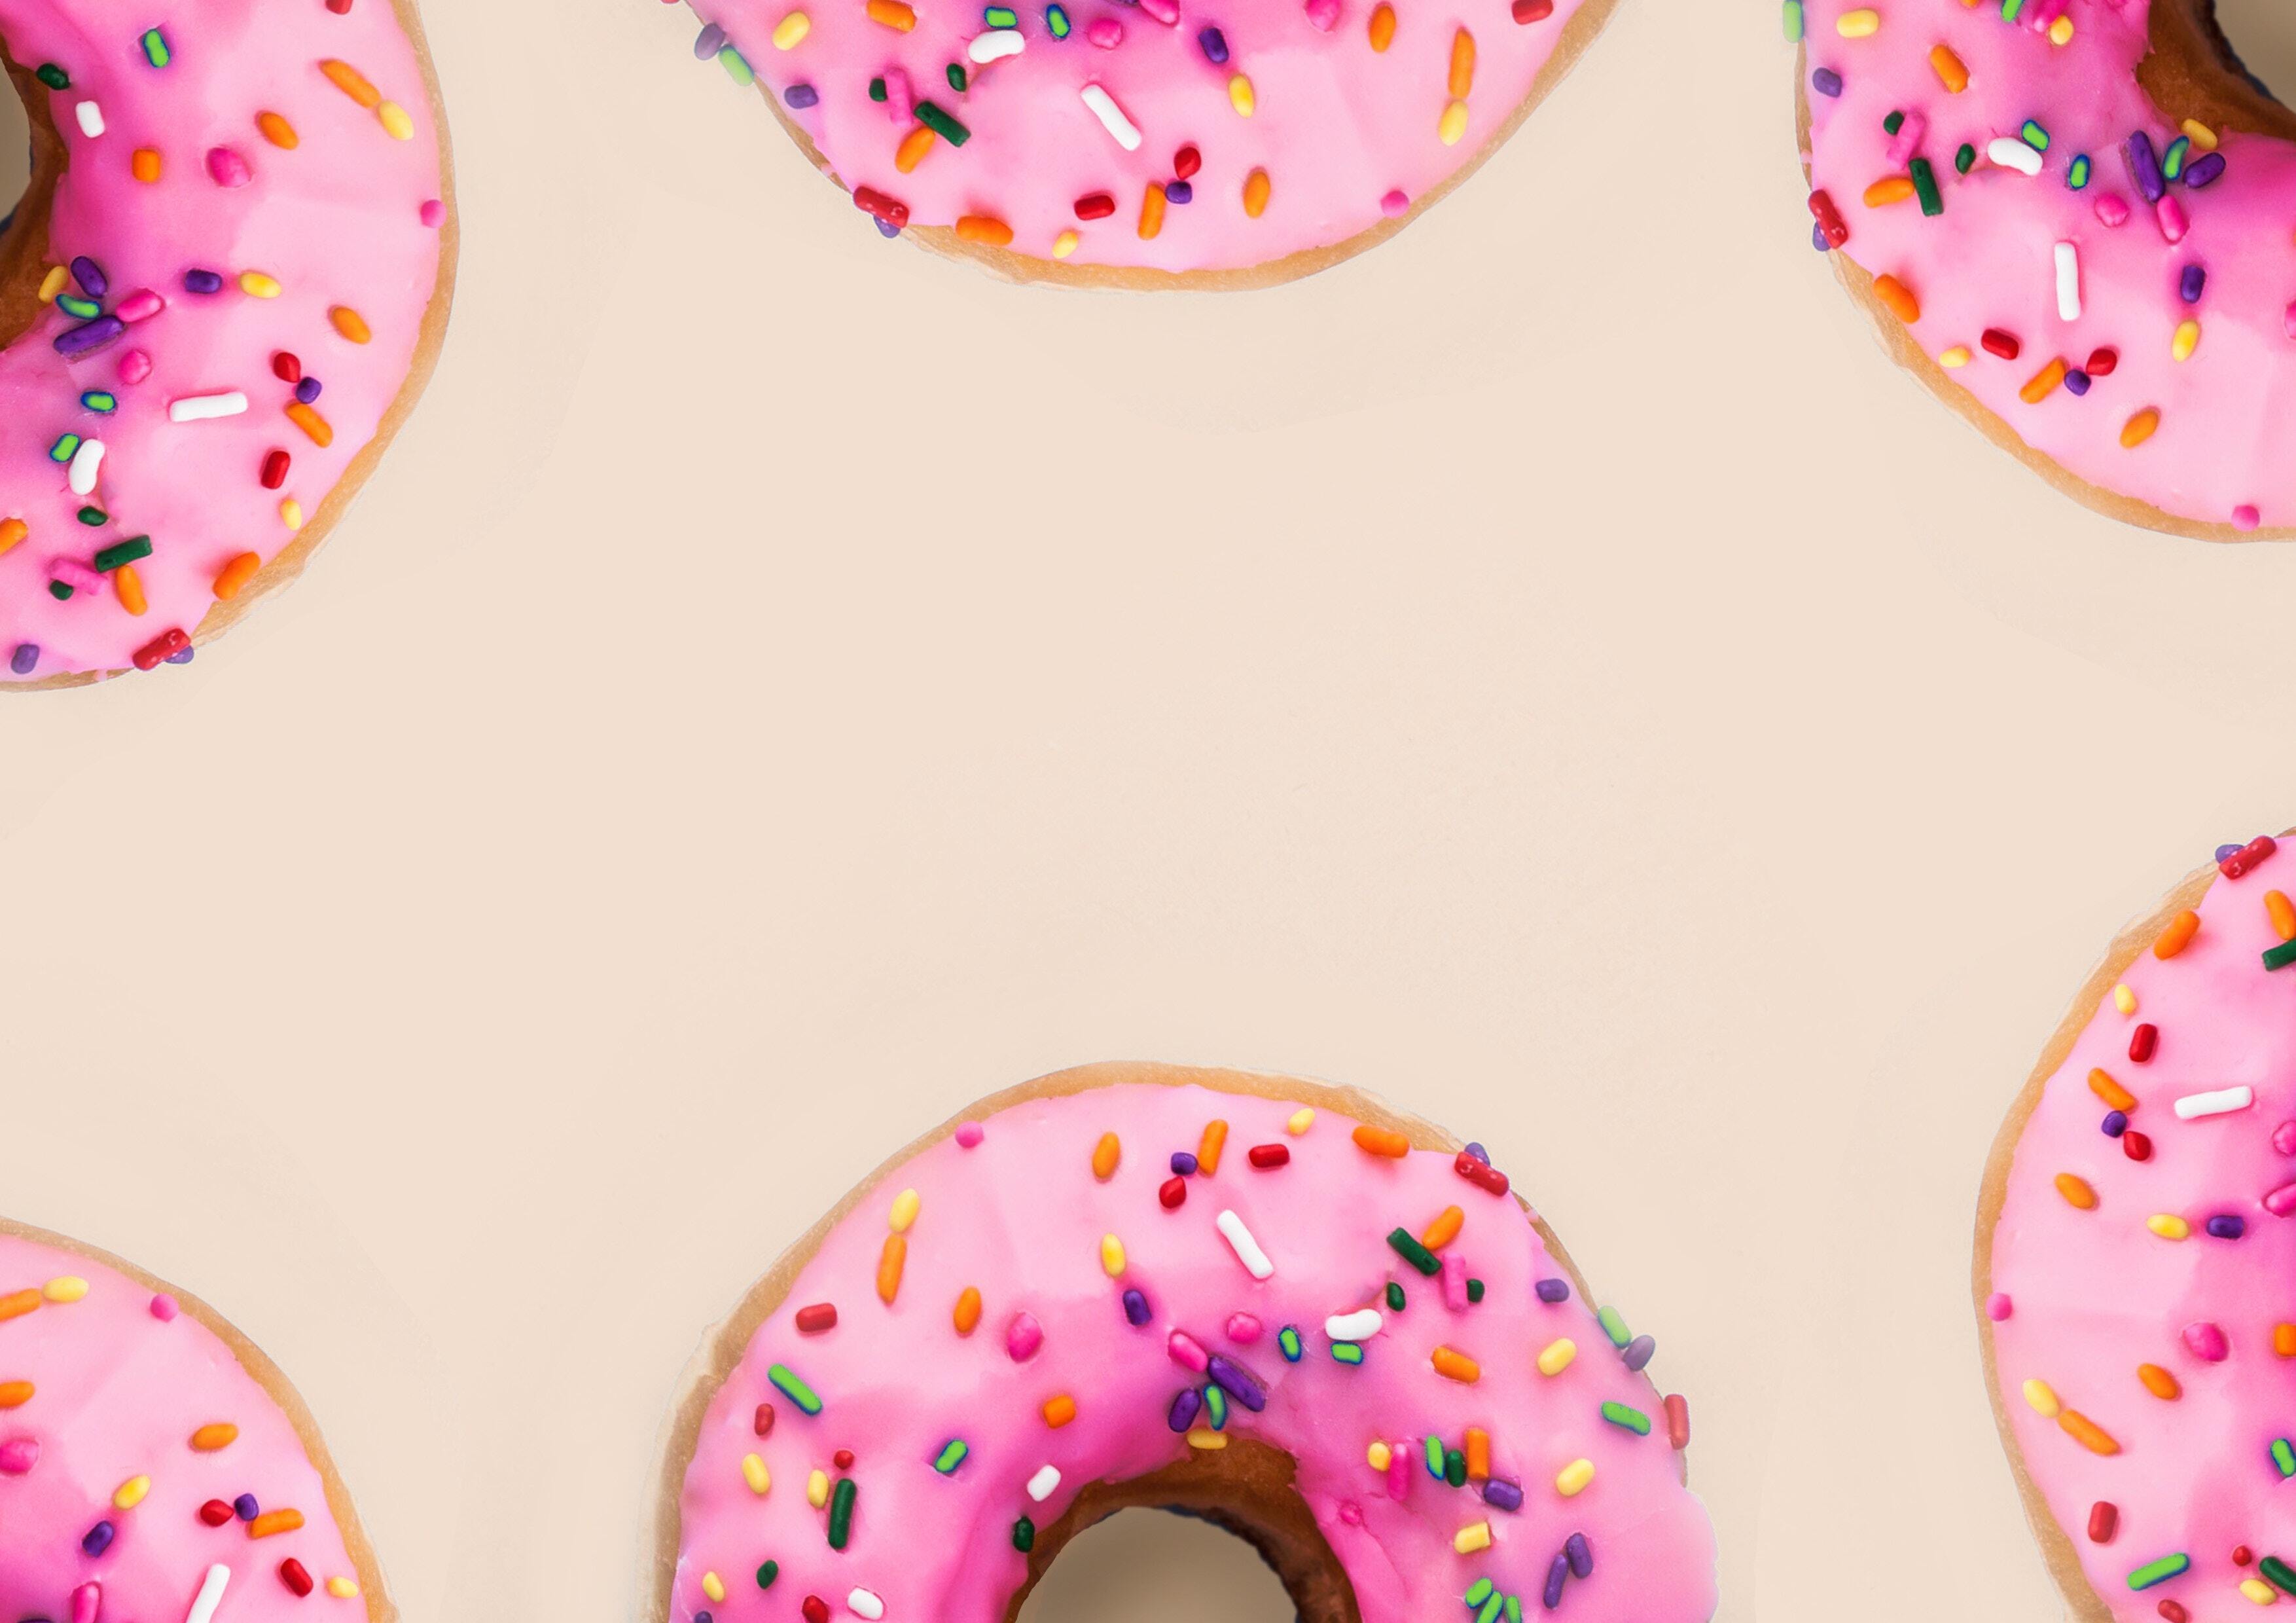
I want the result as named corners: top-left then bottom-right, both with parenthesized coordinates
top-left (7, 0), bottom-right (2296, 1620)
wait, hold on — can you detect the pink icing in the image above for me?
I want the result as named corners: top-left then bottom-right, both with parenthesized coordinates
top-left (1797, 0), bottom-right (2296, 530)
top-left (674, 0), bottom-right (1593, 275)
top-left (0, 0), bottom-right (448, 684)
top-left (0, 1231), bottom-right (370, 1622)
top-left (672, 1082), bottom-right (1716, 1621)
top-left (1989, 839), bottom-right (2296, 1617)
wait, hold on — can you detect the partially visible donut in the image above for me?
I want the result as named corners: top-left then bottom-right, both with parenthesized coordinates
top-left (666, 0), bottom-right (1619, 286)
top-left (0, 1217), bottom-right (393, 1622)
top-left (1793, 0), bottom-right (2296, 539)
top-left (1979, 831), bottom-right (2296, 1621)
top-left (0, 0), bottom-right (455, 689)
top-left (647, 1063), bottom-right (1717, 1623)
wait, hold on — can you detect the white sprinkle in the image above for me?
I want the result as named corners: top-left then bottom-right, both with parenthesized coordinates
top-left (846, 1590), bottom-right (884, 1621)
top-left (1025, 1463), bottom-right (1062, 1502)
top-left (2053, 241), bottom-right (2080, 321)
top-left (168, 392), bottom-right (249, 424)
top-left (968, 27), bottom-right (1024, 61)
top-left (1987, 137), bottom-right (2042, 175)
top-left (2175, 1085), bottom-right (2253, 1120)
top-left (1079, 84), bottom-right (1141, 151)
top-left (67, 439), bottom-right (104, 496)
top-left (1325, 1308), bottom-right (1384, 1341)
top-left (1215, 1209), bottom-right (1274, 1279)
top-left (184, 1565), bottom-right (231, 1623)
top-left (75, 101), bottom-right (104, 139)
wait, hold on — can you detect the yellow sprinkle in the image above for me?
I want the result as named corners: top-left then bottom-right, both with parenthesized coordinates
top-left (42, 1278), bottom-right (87, 1304)
top-left (2182, 119), bottom-right (2219, 152)
top-left (1447, 27), bottom-right (1475, 97)
top-left (326, 1580), bottom-right (360, 1600)
top-left (2054, 1172), bottom-right (2097, 1210)
top-left (258, 111), bottom-right (299, 149)
top-left (894, 125), bottom-right (937, 173)
top-left (280, 498), bottom-right (305, 531)
top-left (807, 1469), bottom-right (829, 1508)
top-left (1100, 1233), bottom-right (1126, 1276)
top-left (888, 1188), bottom-right (920, 1233)
top-left (1836, 7), bottom-right (1879, 35)
top-left (1536, 1338), bottom-right (1577, 1376)
top-left (1186, 1427), bottom-right (1227, 1450)
top-left (2022, 1377), bottom-right (2061, 1417)
top-left (1042, 1395), bottom-right (1077, 1428)
top-left (1367, 1440), bottom-right (1392, 1471)
top-left (240, 271), bottom-right (283, 299)
top-left (190, 1423), bottom-right (238, 1452)
top-left (2147, 1214), bottom-right (2190, 1240)
top-left (2172, 319), bottom-right (2200, 361)
top-left (329, 306), bottom-right (372, 344)
top-left (378, 102), bottom-right (414, 141)
top-left (2268, 890), bottom-right (2296, 942)
top-left (132, 149), bottom-right (162, 183)
top-left (2137, 1362), bottom-right (2181, 1399)
top-left (741, 1453), bottom-right (771, 1495)
top-left (1939, 345), bottom-right (1971, 368)
top-left (114, 1475), bottom-right (151, 1510)
top-left (1092, 1132), bottom-right (1122, 1181)
top-left (1555, 1458), bottom-right (1595, 1497)
top-left (1367, 1), bottom-right (1395, 48)
top-left (1052, 230), bottom-right (1079, 258)
top-left (2242, 1578), bottom-right (2279, 1605)
top-left (2121, 407), bottom-right (2161, 448)
top-left (1437, 99), bottom-right (1469, 145)
top-left (0, 519), bottom-right (24, 556)
top-left (773, 12), bottom-right (811, 47)
top-left (37, 266), bottom-right (67, 302)
top-left (1242, 168), bottom-right (1271, 218)
top-left (702, 1573), bottom-right (726, 1605)
top-left (1228, 73), bottom-right (1254, 115)
top-left (1287, 1108), bottom-right (1314, 1135)
top-left (2047, 11), bottom-right (2072, 41)
top-left (1454, 1520), bottom-right (1492, 1554)
top-left (2111, 984), bottom-right (2137, 1014)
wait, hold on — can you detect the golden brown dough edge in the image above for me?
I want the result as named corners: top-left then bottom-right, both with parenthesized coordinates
top-left (1969, 831), bottom-right (2291, 1622)
top-left (1791, 0), bottom-right (2296, 544)
top-left (735, 0), bottom-right (1621, 291)
top-left (0, 1214), bottom-right (395, 1622)
top-left (639, 1059), bottom-right (1693, 1622)
top-left (0, 0), bottom-right (461, 691)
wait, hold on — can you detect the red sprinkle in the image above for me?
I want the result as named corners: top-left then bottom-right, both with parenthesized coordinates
top-left (1454, 1150), bottom-right (1510, 1197)
top-left (198, 1499), bottom-right (234, 1527)
top-left (1173, 145), bottom-right (1200, 180)
top-left (260, 449), bottom-right (290, 490)
top-left (1808, 189), bottom-right (1849, 249)
top-left (1247, 1144), bottom-right (1289, 1169)
top-left (753, 1404), bottom-right (775, 1438)
top-left (2124, 1129), bottom-right (2154, 1161)
top-left (794, 1304), bottom-right (838, 1334)
top-left (852, 186), bottom-right (909, 228)
top-left (132, 628), bottom-right (188, 670)
top-left (2087, 1502), bottom-right (2117, 1542)
top-left (1073, 192), bottom-right (1115, 220)
top-left (833, 1449), bottom-right (854, 1469)
top-left (2223, 835), bottom-right (2278, 879)
top-left (1663, 1392), bottom-right (1691, 1449)
top-left (2128, 1023), bottom-right (2157, 1063)
top-left (1511, 0), bottom-right (1554, 18)
top-left (1158, 1176), bottom-right (1187, 1209)
top-left (2085, 346), bottom-right (2118, 376)
top-left (803, 1598), bottom-right (830, 1623)
top-left (272, 351), bottom-right (301, 383)
top-left (2160, 1603), bottom-right (2189, 1623)
top-left (279, 1559), bottom-right (314, 1597)
top-left (1981, 328), bottom-right (2022, 360)
top-left (2236, 1546), bottom-right (2255, 1567)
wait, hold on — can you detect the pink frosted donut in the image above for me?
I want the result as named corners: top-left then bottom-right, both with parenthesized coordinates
top-left (0, 0), bottom-right (455, 689)
top-left (1793, 0), bottom-right (2296, 539)
top-left (647, 1064), bottom-right (1717, 1623)
top-left (1980, 831), bottom-right (2296, 1620)
top-left (0, 1219), bottom-right (391, 1623)
top-left (668, 0), bottom-right (1618, 285)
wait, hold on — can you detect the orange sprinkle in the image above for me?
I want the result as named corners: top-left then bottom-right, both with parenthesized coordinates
top-left (1420, 1205), bottom-right (1464, 1251)
top-left (247, 1509), bottom-right (306, 1539)
top-left (954, 214), bottom-right (1013, 246)
top-left (2088, 1068), bottom-right (2136, 1112)
top-left (321, 60), bottom-right (383, 109)
top-left (952, 1286), bottom-right (982, 1336)
top-left (2269, 892), bottom-right (2296, 943)
top-left (1242, 168), bottom-right (1270, 218)
top-left (190, 1423), bottom-right (240, 1451)
top-left (0, 1381), bottom-right (31, 1409)
top-left (1352, 1125), bottom-right (1410, 1158)
top-left (866, 0), bottom-right (918, 25)
top-left (1873, 273), bottom-right (1920, 323)
top-left (2055, 1173), bottom-right (2098, 1210)
top-left (1041, 1395), bottom-right (1077, 1428)
top-left (2021, 357), bottom-right (2068, 403)
top-left (1430, 1345), bottom-right (1480, 1383)
top-left (1463, 1427), bottom-right (1490, 1480)
top-left (132, 149), bottom-right (162, 184)
top-left (1863, 176), bottom-right (1916, 207)
top-left (1447, 28), bottom-right (1475, 98)
top-left (2121, 406), bottom-right (2161, 447)
top-left (1091, 1132), bottom-right (1121, 1182)
top-left (1367, 2), bottom-right (1395, 49)
top-left (285, 402), bottom-right (334, 448)
top-left (1138, 182), bottom-right (1166, 240)
top-left (115, 563), bottom-right (147, 617)
top-left (329, 306), bottom-right (372, 344)
top-left (257, 111), bottom-right (299, 149)
top-left (1929, 44), bottom-right (1968, 91)
top-left (2153, 909), bottom-right (2199, 958)
top-left (2137, 1363), bottom-right (2181, 1400)
top-left (2275, 1322), bottom-right (2296, 1357)
top-left (876, 1233), bottom-right (906, 1304)
top-left (0, 519), bottom-right (25, 556)
top-left (1198, 1120), bottom-right (1229, 1175)
top-left (893, 125), bottom-right (937, 173)
top-left (213, 552), bottom-right (262, 601)
top-left (0, 1290), bottom-right (39, 1322)
top-left (2058, 1410), bottom-right (2121, 1455)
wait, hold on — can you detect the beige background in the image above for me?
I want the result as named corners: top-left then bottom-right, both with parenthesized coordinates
top-left (9, 0), bottom-right (2296, 1617)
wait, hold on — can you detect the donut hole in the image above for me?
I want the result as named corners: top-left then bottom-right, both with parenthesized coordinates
top-left (0, 62), bottom-right (25, 228)
top-left (0, 52), bottom-right (60, 354)
top-left (1015, 1509), bottom-right (1296, 1623)
top-left (2208, 0), bottom-right (2296, 106)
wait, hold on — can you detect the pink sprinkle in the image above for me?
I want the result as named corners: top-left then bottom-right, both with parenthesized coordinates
top-left (1441, 1250), bottom-right (1468, 1311)
top-left (52, 559), bottom-right (103, 595)
top-left (2093, 193), bottom-right (2128, 227)
top-left (1304, 0), bottom-right (1340, 27)
top-left (148, 1293), bottom-right (177, 1321)
top-left (206, 146), bottom-right (252, 187)
top-left (1986, 1292), bottom-right (2013, 1321)
top-left (1385, 1448), bottom-right (1411, 1501)
top-left (2182, 1321), bottom-right (2229, 1362)
top-left (2286, 302), bottom-right (2296, 340)
top-left (954, 1121), bottom-right (983, 1148)
top-left (420, 198), bottom-right (446, 228)
top-left (1139, 0), bottom-right (1179, 22)
top-left (1087, 16), bottom-right (1122, 44)
top-left (883, 67), bottom-right (914, 123)
top-left (2157, 194), bottom-right (2188, 244)
top-left (2024, 0), bottom-right (2066, 30)
top-left (0, 1439), bottom-right (38, 1474)
top-left (70, 1583), bottom-right (99, 1623)
top-left (1380, 189), bottom-right (1409, 217)
top-left (2263, 1180), bottom-right (2296, 1216)
top-left (1338, 1501), bottom-right (1363, 1525)
top-left (2273, 1121), bottom-right (2296, 1156)
top-left (2234, 504), bottom-right (2261, 532)
top-left (1225, 1313), bottom-right (1262, 1343)
top-left (116, 350), bottom-right (152, 385)
top-left (116, 289), bottom-right (164, 323)
top-left (1005, 1312), bottom-right (1041, 1361)
top-left (1168, 1330), bottom-right (1209, 1372)
top-left (1883, 110), bottom-right (1927, 167)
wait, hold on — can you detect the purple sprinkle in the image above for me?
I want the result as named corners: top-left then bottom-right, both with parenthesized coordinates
top-left (2207, 1214), bottom-right (2246, 1239)
top-left (1196, 24), bottom-right (1227, 61)
top-left (1463, 1142), bottom-right (1490, 1163)
top-left (183, 268), bottom-right (224, 295)
top-left (54, 316), bottom-right (125, 357)
top-left (1122, 1287), bottom-right (1151, 1326)
top-left (1166, 1387), bottom-right (1202, 1432)
top-left (1204, 1355), bottom-right (1266, 1412)
top-left (2102, 1109), bottom-right (2128, 1137)
top-left (1544, 1553), bottom-right (1570, 1609)
top-left (2064, 369), bottom-right (2090, 396)
top-left (2185, 151), bottom-right (2225, 188)
top-left (2179, 264), bottom-right (2206, 303)
top-left (82, 1520), bottom-right (115, 1557)
top-left (9, 644), bottom-right (36, 676)
top-left (1166, 179), bottom-right (1192, 204)
top-left (1812, 221), bottom-right (1829, 251)
top-left (1567, 1533), bottom-right (1593, 1577)
top-left (234, 1494), bottom-right (259, 1522)
top-left (1480, 1476), bottom-right (1524, 1512)
top-left (165, 646), bottom-right (194, 665)
top-left (2123, 131), bottom-right (2165, 203)
top-left (784, 82), bottom-right (819, 109)
top-left (296, 377), bottom-right (323, 405)
top-left (2218, 843), bottom-right (2246, 862)
top-left (1811, 66), bottom-right (1842, 97)
top-left (874, 217), bottom-right (901, 238)
top-left (694, 22), bottom-right (728, 56)
top-left (69, 255), bottom-right (107, 299)
top-left (1535, 1277), bottom-right (1571, 1304)
top-left (1623, 1334), bottom-right (1656, 1372)
top-left (1170, 1151), bottom-right (1198, 1176)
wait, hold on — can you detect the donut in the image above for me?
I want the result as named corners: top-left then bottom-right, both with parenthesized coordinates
top-left (646, 1063), bottom-right (1717, 1622)
top-left (668, 0), bottom-right (1617, 287)
top-left (0, 0), bottom-right (455, 689)
top-left (1791, 0), bottom-right (2296, 539)
top-left (0, 1217), bottom-right (391, 1622)
top-left (1978, 830), bottom-right (2296, 1620)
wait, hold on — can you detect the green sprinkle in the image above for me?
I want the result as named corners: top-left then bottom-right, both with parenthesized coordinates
top-left (914, 100), bottom-right (969, 145)
top-left (81, 392), bottom-right (116, 412)
top-left (1205, 1386), bottom-right (1229, 1430)
top-left (1910, 156), bottom-right (1941, 215)
top-left (1012, 1517), bottom-right (1035, 1552)
top-left (76, 507), bottom-right (106, 526)
top-left (2163, 136), bottom-right (2188, 180)
top-left (1601, 1400), bottom-right (1653, 1435)
top-left (2127, 1554), bottom-right (2190, 1592)
top-left (2263, 938), bottom-right (2296, 972)
top-left (1386, 1281), bottom-right (1407, 1311)
top-left (1047, 3), bottom-right (1071, 33)
top-left (2020, 119), bottom-right (2049, 151)
top-left (985, 6), bottom-right (1019, 23)
top-left (140, 28), bottom-right (170, 67)
top-left (1598, 1305), bottom-right (1631, 1349)
top-left (755, 1562), bottom-right (780, 1590)
top-left (2262, 1556), bottom-right (2296, 1596)
top-left (766, 1363), bottom-right (822, 1415)
top-left (55, 295), bottom-right (99, 320)
top-left (1464, 1579), bottom-right (1495, 1609)
top-left (1331, 1341), bottom-right (1365, 1365)
top-left (932, 1438), bottom-right (969, 1474)
top-left (1424, 1434), bottom-right (1445, 1477)
top-left (1956, 142), bottom-right (1977, 174)
top-left (1466, 1278), bottom-right (1485, 1303)
top-left (93, 537), bottom-right (152, 572)
top-left (1782, 0), bottom-right (1803, 40)
top-left (2000, 0), bottom-right (2023, 19)
top-left (1882, 110), bottom-right (1904, 136)
top-left (2066, 153), bottom-right (2090, 189)
top-left (1388, 1228), bottom-right (1441, 1276)
top-left (48, 581), bottom-right (72, 601)
top-left (1278, 1325), bottom-right (1303, 1362)
top-left (49, 434), bottom-right (80, 464)
top-left (827, 1478), bottom-right (856, 1549)
top-left (868, 76), bottom-right (888, 100)
top-left (35, 64), bottom-right (69, 90)
top-left (1476, 1594), bottom-right (1504, 1623)
top-left (1503, 1600), bottom-right (1521, 1623)
top-left (2274, 1438), bottom-right (2296, 1478)
top-left (1444, 1448), bottom-right (1467, 1487)
top-left (719, 45), bottom-right (755, 85)
top-left (946, 62), bottom-right (967, 90)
